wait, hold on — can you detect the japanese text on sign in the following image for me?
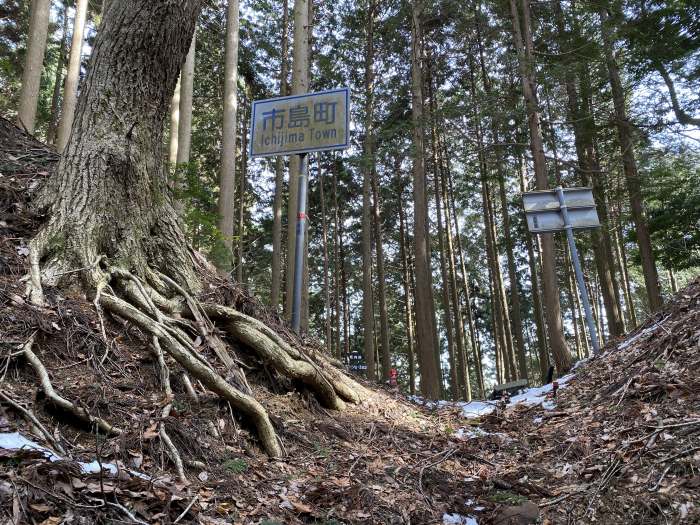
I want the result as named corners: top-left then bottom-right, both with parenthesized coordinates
top-left (250, 88), bottom-right (350, 157)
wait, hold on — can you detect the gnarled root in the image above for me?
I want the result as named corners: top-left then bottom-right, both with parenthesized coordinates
top-left (202, 304), bottom-right (369, 406)
top-left (100, 293), bottom-right (282, 458)
top-left (22, 336), bottom-right (121, 436)
top-left (151, 336), bottom-right (187, 483)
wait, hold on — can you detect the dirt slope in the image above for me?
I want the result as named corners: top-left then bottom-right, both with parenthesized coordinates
top-left (2, 117), bottom-right (699, 524)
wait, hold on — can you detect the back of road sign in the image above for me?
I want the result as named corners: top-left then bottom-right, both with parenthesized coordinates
top-left (249, 87), bottom-right (350, 158)
top-left (522, 187), bottom-right (600, 233)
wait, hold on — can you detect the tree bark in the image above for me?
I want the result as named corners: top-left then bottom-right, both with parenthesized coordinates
top-left (56, 0), bottom-right (88, 152)
top-left (360, 0), bottom-right (377, 380)
top-left (168, 77), bottom-right (181, 165)
top-left (510, 0), bottom-right (572, 374)
top-left (319, 154), bottom-right (332, 350)
top-left (270, 0), bottom-right (289, 311)
top-left (599, 7), bottom-right (663, 312)
top-left (518, 158), bottom-right (549, 381)
top-left (371, 169), bottom-right (391, 379)
top-left (410, 0), bottom-right (441, 398)
top-left (236, 101), bottom-right (248, 285)
top-left (30, 0), bottom-right (202, 299)
top-left (398, 189), bottom-right (417, 395)
top-left (176, 31), bottom-right (196, 164)
top-left (17, 0), bottom-right (51, 134)
top-left (47, 2), bottom-right (69, 146)
top-left (217, 0), bottom-right (241, 270)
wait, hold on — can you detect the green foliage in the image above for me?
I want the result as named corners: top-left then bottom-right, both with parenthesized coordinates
top-left (223, 457), bottom-right (248, 474)
top-left (643, 151), bottom-right (700, 270)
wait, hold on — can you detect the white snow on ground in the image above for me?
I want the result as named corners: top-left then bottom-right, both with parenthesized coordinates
top-left (0, 432), bottom-right (148, 478)
top-left (617, 316), bottom-right (670, 351)
top-left (410, 373), bottom-right (576, 418)
top-left (443, 513), bottom-right (478, 524)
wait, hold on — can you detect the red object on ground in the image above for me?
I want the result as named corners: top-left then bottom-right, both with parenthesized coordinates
top-left (389, 368), bottom-right (398, 386)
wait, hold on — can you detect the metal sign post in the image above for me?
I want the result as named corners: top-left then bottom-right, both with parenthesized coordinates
top-left (555, 187), bottom-right (601, 354)
top-left (249, 88), bottom-right (350, 333)
top-left (291, 153), bottom-right (308, 333)
top-left (522, 186), bottom-right (601, 355)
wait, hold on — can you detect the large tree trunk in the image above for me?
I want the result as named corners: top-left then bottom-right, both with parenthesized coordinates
top-left (56, 0), bottom-right (88, 152)
top-left (599, 8), bottom-right (663, 312)
top-left (217, 0), bottom-right (241, 270)
top-left (410, 0), bottom-right (441, 399)
top-left (29, 0), bottom-right (202, 302)
top-left (17, 0), bottom-right (51, 134)
top-left (510, 0), bottom-right (572, 374)
top-left (270, 0), bottom-right (289, 311)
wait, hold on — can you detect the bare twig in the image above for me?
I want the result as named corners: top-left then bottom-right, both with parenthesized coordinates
top-left (0, 391), bottom-right (66, 455)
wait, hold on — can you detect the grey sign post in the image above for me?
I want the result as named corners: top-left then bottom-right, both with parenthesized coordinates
top-left (250, 87), bottom-right (350, 333)
top-left (522, 186), bottom-right (601, 355)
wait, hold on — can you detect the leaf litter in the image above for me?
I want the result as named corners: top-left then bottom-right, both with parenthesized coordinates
top-left (2, 116), bottom-right (699, 524)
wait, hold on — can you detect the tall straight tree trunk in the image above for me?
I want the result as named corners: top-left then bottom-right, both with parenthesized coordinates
top-left (236, 102), bottom-right (248, 285)
top-left (495, 169), bottom-right (528, 379)
top-left (319, 154), bottom-right (332, 349)
top-left (446, 156), bottom-right (483, 396)
top-left (284, 0), bottom-right (310, 319)
top-left (398, 191), bottom-right (417, 395)
top-left (47, 2), bottom-right (69, 145)
top-left (271, 0), bottom-right (289, 310)
top-left (410, 0), bottom-right (440, 398)
top-left (217, 0), bottom-right (240, 270)
top-left (668, 269), bottom-right (678, 294)
top-left (474, 28), bottom-right (527, 380)
top-left (17, 0), bottom-right (51, 134)
top-left (518, 156), bottom-right (549, 382)
top-left (599, 8), bottom-right (662, 312)
top-left (427, 63), bottom-right (458, 397)
top-left (56, 0), bottom-right (88, 152)
top-left (332, 158), bottom-right (343, 357)
top-left (553, 1), bottom-right (624, 338)
top-left (360, 0), bottom-right (377, 379)
top-left (510, 0), bottom-right (572, 373)
top-left (168, 78), bottom-right (181, 165)
top-left (436, 130), bottom-right (471, 400)
top-left (176, 31), bottom-right (196, 164)
top-left (371, 171), bottom-right (391, 379)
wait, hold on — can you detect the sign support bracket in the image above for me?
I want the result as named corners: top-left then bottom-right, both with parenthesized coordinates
top-left (555, 186), bottom-right (601, 355)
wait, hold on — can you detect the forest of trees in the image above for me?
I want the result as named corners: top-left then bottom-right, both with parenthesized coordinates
top-left (2, 0), bottom-right (699, 401)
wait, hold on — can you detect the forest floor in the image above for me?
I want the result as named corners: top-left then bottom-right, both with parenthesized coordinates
top-left (1, 117), bottom-right (699, 525)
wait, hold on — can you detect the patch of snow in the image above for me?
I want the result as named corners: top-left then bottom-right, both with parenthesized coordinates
top-left (0, 432), bottom-right (149, 479)
top-left (454, 427), bottom-right (491, 439)
top-left (572, 357), bottom-right (589, 370)
top-left (533, 416), bottom-right (543, 424)
top-left (443, 513), bottom-right (478, 525)
top-left (618, 316), bottom-right (670, 351)
top-left (410, 373), bottom-right (575, 418)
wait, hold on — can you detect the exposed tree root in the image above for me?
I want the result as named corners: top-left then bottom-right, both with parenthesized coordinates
top-left (203, 304), bottom-right (370, 405)
top-left (100, 293), bottom-right (282, 458)
top-left (22, 336), bottom-right (122, 436)
top-left (0, 390), bottom-right (66, 456)
top-left (151, 336), bottom-right (187, 484)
